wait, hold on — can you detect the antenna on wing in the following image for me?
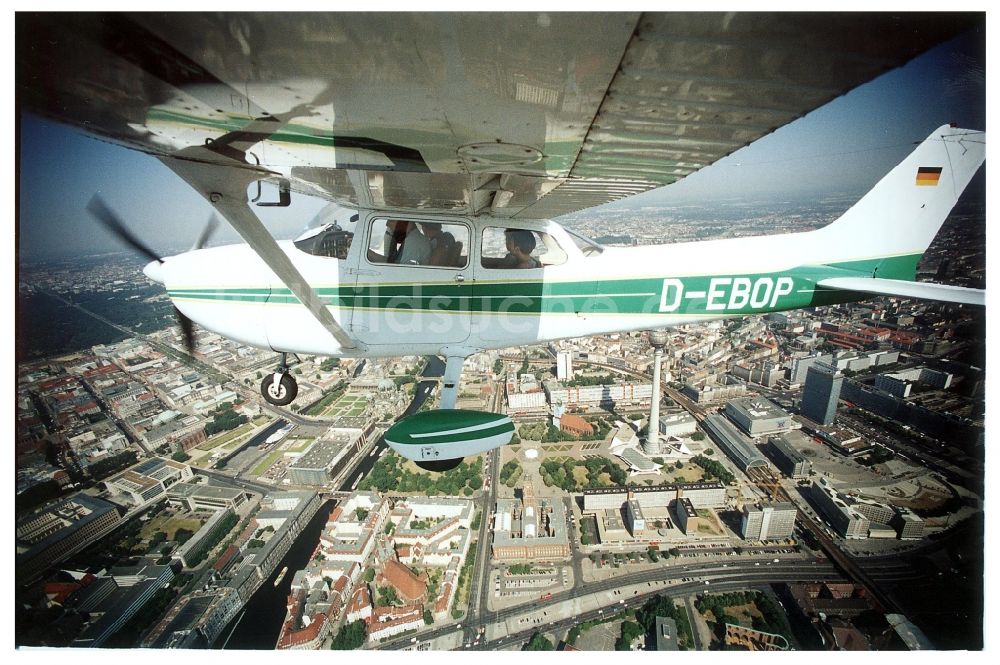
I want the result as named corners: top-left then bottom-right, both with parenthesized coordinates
top-left (86, 194), bottom-right (200, 354)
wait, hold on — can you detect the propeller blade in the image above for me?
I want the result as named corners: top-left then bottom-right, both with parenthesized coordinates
top-left (174, 306), bottom-right (196, 354)
top-left (191, 214), bottom-right (219, 251)
top-left (86, 195), bottom-right (163, 264)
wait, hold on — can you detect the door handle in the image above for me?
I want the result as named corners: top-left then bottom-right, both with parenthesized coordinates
top-left (454, 275), bottom-right (465, 283)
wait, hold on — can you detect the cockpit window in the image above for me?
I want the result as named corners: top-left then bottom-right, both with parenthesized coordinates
top-left (480, 227), bottom-right (567, 269)
top-left (293, 205), bottom-right (358, 259)
top-left (366, 219), bottom-right (470, 268)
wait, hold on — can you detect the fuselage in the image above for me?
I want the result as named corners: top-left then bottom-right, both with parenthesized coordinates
top-left (156, 211), bottom-right (892, 358)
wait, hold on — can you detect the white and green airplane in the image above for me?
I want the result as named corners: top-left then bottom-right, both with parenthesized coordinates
top-left (18, 13), bottom-right (984, 470)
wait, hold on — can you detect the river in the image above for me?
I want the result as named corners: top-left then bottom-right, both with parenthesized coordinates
top-left (220, 355), bottom-right (444, 649)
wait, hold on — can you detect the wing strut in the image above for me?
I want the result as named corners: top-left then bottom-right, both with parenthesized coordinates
top-left (159, 120), bottom-right (359, 352)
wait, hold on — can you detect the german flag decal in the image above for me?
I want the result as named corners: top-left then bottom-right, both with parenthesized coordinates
top-left (916, 166), bottom-right (943, 186)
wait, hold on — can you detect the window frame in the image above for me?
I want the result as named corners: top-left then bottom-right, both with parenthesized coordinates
top-left (479, 225), bottom-right (568, 269)
top-left (364, 217), bottom-right (472, 271)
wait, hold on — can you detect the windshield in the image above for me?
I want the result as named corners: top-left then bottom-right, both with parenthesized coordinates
top-left (562, 227), bottom-right (605, 257)
top-left (293, 204), bottom-right (359, 258)
top-left (294, 203), bottom-right (359, 240)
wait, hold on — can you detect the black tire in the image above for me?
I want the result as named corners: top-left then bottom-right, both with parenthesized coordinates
top-left (261, 373), bottom-right (298, 406)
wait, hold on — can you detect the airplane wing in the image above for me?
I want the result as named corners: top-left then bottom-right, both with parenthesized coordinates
top-left (816, 277), bottom-right (985, 306)
top-left (17, 12), bottom-right (980, 219)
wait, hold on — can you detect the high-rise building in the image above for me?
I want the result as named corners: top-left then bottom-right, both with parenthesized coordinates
top-left (741, 502), bottom-right (797, 541)
top-left (556, 351), bottom-right (573, 381)
top-left (801, 361), bottom-right (842, 426)
top-left (788, 353), bottom-right (833, 385)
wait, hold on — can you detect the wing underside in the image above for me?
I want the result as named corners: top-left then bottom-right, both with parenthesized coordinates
top-left (817, 277), bottom-right (985, 306)
top-left (17, 12), bottom-right (979, 218)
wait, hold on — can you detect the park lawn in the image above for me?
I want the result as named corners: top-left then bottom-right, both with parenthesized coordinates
top-left (308, 390), bottom-right (353, 416)
top-left (723, 602), bottom-right (763, 626)
top-left (251, 450), bottom-right (285, 476)
top-left (141, 515), bottom-right (204, 541)
top-left (400, 459), bottom-right (432, 476)
top-left (666, 464), bottom-right (707, 483)
top-left (196, 423), bottom-right (254, 451)
top-left (572, 467), bottom-right (590, 485)
top-left (284, 437), bottom-right (315, 453)
top-left (347, 407), bottom-right (366, 416)
top-left (318, 394), bottom-right (363, 417)
top-left (696, 510), bottom-right (724, 535)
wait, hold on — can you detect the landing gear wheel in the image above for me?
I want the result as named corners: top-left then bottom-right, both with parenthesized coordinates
top-left (261, 373), bottom-right (297, 406)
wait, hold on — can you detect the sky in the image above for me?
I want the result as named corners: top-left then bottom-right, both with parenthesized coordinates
top-left (16, 21), bottom-right (986, 262)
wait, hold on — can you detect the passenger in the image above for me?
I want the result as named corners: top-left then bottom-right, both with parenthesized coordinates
top-left (421, 222), bottom-right (457, 266)
top-left (386, 220), bottom-right (431, 265)
top-left (383, 219), bottom-right (407, 263)
top-left (502, 229), bottom-right (540, 269)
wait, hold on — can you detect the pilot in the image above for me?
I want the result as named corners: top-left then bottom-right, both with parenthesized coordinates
top-left (502, 229), bottom-right (540, 269)
top-left (421, 222), bottom-right (457, 266)
top-left (386, 220), bottom-right (431, 266)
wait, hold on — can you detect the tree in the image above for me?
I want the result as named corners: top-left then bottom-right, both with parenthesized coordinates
top-left (377, 585), bottom-right (400, 607)
top-left (522, 632), bottom-right (554, 651)
top-left (363, 567), bottom-right (375, 583)
top-left (423, 609), bottom-right (434, 625)
top-left (330, 620), bottom-right (366, 650)
top-left (615, 620), bottom-right (644, 650)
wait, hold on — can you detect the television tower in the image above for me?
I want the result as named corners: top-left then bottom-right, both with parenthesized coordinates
top-left (643, 330), bottom-right (669, 456)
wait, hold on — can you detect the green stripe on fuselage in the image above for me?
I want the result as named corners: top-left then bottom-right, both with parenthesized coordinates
top-left (167, 254), bottom-right (921, 317)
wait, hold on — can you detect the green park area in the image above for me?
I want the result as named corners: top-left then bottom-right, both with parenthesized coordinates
top-left (140, 513), bottom-right (205, 543)
top-left (195, 422), bottom-right (255, 452)
top-left (284, 436), bottom-right (315, 453)
top-left (313, 391), bottom-right (368, 418)
top-left (540, 456), bottom-right (626, 492)
top-left (565, 595), bottom-right (694, 651)
top-left (696, 591), bottom-right (792, 648)
top-left (251, 450), bottom-right (285, 476)
top-left (359, 450), bottom-right (483, 496)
